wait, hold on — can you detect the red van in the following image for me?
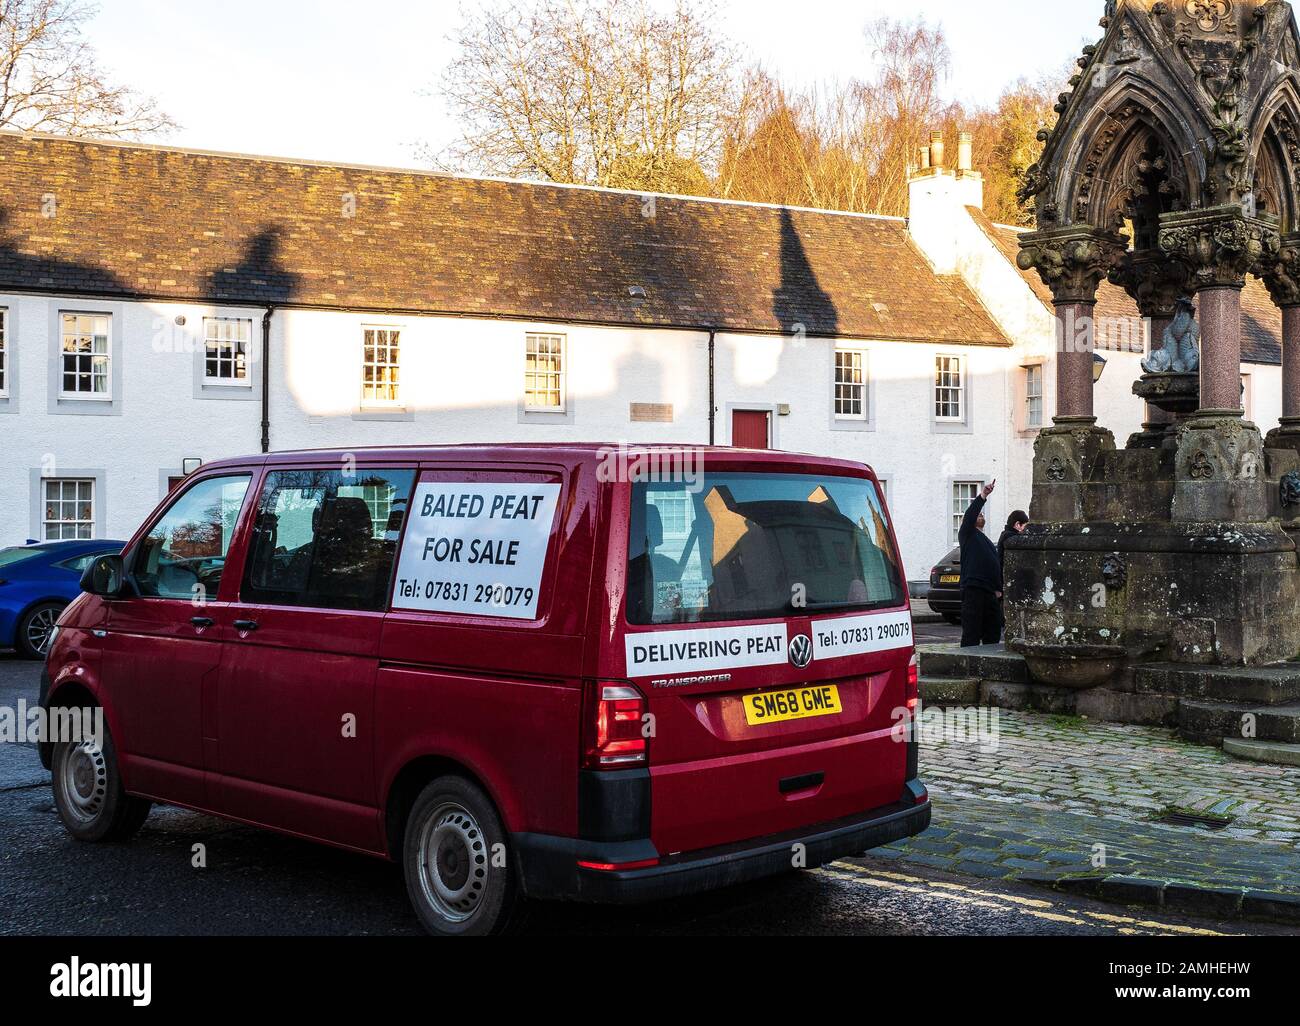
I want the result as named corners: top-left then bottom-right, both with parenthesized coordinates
top-left (40, 444), bottom-right (929, 935)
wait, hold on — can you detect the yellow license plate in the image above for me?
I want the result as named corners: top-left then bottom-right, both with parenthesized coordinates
top-left (743, 685), bottom-right (843, 727)
top-left (940, 575), bottom-right (960, 584)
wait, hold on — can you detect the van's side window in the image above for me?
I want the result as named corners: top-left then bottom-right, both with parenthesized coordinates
top-left (242, 468), bottom-right (416, 611)
top-left (134, 475), bottom-right (252, 600)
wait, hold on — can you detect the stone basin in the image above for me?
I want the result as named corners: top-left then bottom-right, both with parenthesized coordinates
top-left (1015, 643), bottom-right (1126, 690)
top-left (1131, 372), bottom-right (1199, 418)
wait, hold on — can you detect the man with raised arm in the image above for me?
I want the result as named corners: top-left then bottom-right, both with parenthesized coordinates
top-left (957, 479), bottom-right (1002, 648)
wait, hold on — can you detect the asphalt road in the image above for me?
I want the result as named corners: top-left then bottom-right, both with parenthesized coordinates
top-left (1, 646), bottom-right (1282, 937)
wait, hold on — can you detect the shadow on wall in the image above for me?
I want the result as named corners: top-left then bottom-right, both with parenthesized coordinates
top-left (205, 227), bottom-right (302, 304)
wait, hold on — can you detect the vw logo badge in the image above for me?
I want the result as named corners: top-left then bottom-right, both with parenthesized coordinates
top-left (789, 634), bottom-right (813, 670)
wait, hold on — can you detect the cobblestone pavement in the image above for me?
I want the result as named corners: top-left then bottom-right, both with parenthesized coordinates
top-left (868, 709), bottom-right (1300, 896)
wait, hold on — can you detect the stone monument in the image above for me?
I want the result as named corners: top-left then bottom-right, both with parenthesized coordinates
top-left (990, 0), bottom-right (1300, 741)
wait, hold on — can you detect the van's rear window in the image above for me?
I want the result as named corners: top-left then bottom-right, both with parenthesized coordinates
top-left (627, 473), bottom-right (904, 626)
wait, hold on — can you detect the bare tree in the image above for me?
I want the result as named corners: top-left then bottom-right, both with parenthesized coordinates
top-left (0, 0), bottom-right (176, 137)
top-left (432, 0), bottom-right (750, 194)
top-left (966, 69), bottom-right (1070, 225)
top-left (717, 20), bottom-right (955, 217)
top-left (436, 5), bottom-right (1070, 225)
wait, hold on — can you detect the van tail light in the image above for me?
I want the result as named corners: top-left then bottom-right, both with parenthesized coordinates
top-left (904, 650), bottom-right (920, 784)
top-left (583, 681), bottom-right (649, 770)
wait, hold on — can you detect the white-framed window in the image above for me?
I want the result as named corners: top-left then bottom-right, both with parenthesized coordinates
top-left (525, 333), bottom-right (566, 412)
top-left (935, 355), bottom-right (964, 422)
top-left (0, 307), bottom-right (7, 396)
top-left (204, 317), bottom-right (252, 385)
top-left (952, 480), bottom-right (981, 545)
top-left (60, 313), bottom-right (111, 399)
top-left (1024, 363), bottom-right (1044, 428)
top-left (362, 326), bottom-right (401, 406)
top-left (44, 479), bottom-right (95, 540)
top-left (1241, 372), bottom-right (1253, 420)
top-left (834, 349), bottom-right (868, 420)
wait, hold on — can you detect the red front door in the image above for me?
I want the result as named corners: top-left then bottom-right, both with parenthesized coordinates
top-left (732, 410), bottom-right (771, 449)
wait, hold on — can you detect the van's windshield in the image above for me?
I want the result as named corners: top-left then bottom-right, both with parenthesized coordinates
top-left (627, 473), bottom-right (904, 626)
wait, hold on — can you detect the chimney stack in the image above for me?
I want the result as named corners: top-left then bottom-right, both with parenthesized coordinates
top-left (919, 145), bottom-right (931, 171)
top-left (957, 132), bottom-right (973, 173)
top-left (929, 131), bottom-right (945, 170)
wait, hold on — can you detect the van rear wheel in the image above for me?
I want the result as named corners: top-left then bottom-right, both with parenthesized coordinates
top-left (51, 712), bottom-right (152, 842)
top-left (403, 775), bottom-right (516, 937)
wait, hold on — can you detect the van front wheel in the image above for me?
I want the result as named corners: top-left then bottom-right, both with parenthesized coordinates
top-left (51, 713), bottom-right (152, 842)
top-left (403, 776), bottom-right (516, 936)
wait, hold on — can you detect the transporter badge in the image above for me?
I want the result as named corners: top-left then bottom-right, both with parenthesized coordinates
top-left (788, 634), bottom-right (813, 670)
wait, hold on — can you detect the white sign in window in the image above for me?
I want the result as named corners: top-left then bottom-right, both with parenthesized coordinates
top-left (393, 482), bottom-right (561, 620)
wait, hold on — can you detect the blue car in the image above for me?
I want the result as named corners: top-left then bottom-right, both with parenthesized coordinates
top-left (0, 540), bottom-right (127, 659)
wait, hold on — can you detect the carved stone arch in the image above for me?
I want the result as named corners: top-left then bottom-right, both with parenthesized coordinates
top-left (1248, 81), bottom-right (1300, 230)
top-left (1044, 73), bottom-right (1206, 230)
top-left (1069, 108), bottom-right (1195, 245)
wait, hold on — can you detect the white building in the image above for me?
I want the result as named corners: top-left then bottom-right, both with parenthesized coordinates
top-left (0, 130), bottom-right (1285, 579)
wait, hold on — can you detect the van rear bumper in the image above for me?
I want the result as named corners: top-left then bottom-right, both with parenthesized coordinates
top-left (514, 783), bottom-right (931, 904)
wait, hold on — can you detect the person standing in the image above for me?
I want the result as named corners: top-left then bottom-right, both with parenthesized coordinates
top-left (958, 480), bottom-right (1002, 648)
top-left (994, 509), bottom-right (1030, 642)
top-left (998, 510), bottom-right (1030, 568)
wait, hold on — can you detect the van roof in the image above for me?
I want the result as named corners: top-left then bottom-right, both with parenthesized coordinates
top-left (196, 443), bottom-right (879, 477)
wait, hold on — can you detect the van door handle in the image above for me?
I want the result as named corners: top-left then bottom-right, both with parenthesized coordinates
top-left (233, 619), bottom-right (260, 633)
top-left (190, 616), bottom-right (214, 629)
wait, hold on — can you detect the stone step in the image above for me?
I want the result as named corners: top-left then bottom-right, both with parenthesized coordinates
top-left (1135, 663), bottom-right (1300, 705)
top-left (917, 644), bottom-right (1028, 684)
top-left (1178, 699), bottom-right (1300, 746)
top-left (919, 676), bottom-right (979, 706)
top-left (1222, 739), bottom-right (1300, 767)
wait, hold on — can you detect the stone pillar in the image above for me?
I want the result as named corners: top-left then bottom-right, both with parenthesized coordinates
top-left (1284, 305), bottom-right (1300, 421)
top-left (1195, 286), bottom-right (1245, 413)
top-left (1018, 225), bottom-right (1127, 427)
top-left (1055, 300), bottom-right (1096, 420)
top-left (1159, 206), bottom-right (1279, 522)
top-left (1160, 206), bottom-right (1280, 417)
top-left (1017, 225), bottom-right (1127, 521)
top-left (1259, 234), bottom-right (1300, 448)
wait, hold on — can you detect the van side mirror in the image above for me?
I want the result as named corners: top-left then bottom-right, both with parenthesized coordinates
top-left (81, 554), bottom-right (126, 598)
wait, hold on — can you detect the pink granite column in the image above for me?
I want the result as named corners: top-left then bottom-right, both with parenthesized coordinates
top-left (1197, 286), bottom-right (1244, 413)
top-left (1055, 300), bottom-right (1096, 420)
top-left (1284, 305), bottom-right (1300, 420)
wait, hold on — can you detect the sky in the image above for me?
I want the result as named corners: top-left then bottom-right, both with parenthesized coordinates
top-left (84, 0), bottom-right (1105, 169)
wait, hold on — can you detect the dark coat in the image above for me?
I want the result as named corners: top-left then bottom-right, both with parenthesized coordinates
top-left (958, 495), bottom-right (1001, 595)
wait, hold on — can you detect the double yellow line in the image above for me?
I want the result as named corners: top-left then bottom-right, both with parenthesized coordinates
top-left (820, 862), bottom-right (1234, 937)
